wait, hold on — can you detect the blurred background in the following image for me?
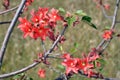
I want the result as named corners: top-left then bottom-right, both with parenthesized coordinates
top-left (0, 0), bottom-right (120, 80)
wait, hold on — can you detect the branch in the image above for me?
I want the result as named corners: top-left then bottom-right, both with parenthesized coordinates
top-left (41, 40), bottom-right (46, 53)
top-left (96, 0), bottom-right (120, 54)
top-left (0, 5), bottom-right (18, 15)
top-left (0, 0), bottom-right (27, 68)
top-left (100, 4), bottom-right (113, 20)
top-left (0, 21), bottom-right (11, 24)
top-left (44, 26), bottom-right (68, 58)
top-left (0, 62), bottom-right (40, 79)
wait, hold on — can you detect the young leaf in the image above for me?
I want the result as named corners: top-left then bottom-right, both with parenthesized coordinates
top-left (60, 46), bottom-right (63, 51)
top-left (74, 42), bottom-right (79, 48)
top-left (70, 48), bottom-right (77, 53)
top-left (59, 7), bottom-right (65, 13)
top-left (66, 16), bottom-right (76, 26)
top-left (58, 64), bottom-right (65, 70)
top-left (105, 26), bottom-right (111, 30)
top-left (75, 10), bottom-right (87, 16)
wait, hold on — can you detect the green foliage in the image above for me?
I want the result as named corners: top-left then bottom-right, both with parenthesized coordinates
top-left (66, 16), bottom-right (76, 26)
top-left (57, 64), bottom-right (65, 70)
top-left (75, 10), bottom-right (87, 16)
top-left (81, 16), bottom-right (97, 29)
top-left (94, 58), bottom-right (106, 71)
top-left (104, 26), bottom-right (111, 30)
top-left (59, 7), bottom-right (66, 13)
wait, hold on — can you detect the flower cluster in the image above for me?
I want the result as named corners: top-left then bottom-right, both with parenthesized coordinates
top-left (102, 30), bottom-right (113, 40)
top-left (61, 49), bottom-right (101, 78)
top-left (38, 69), bottom-right (46, 78)
top-left (18, 7), bottom-right (62, 41)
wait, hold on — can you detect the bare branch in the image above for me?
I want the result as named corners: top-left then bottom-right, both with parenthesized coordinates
top-left (0, 0), bottom-right (27, 68)
top-left (0, 21), bottom-right (11, 24)
top-left (0, 62), bottom-right (40, 79)
top-left (100, 5), bottom-right (113, 20)
top-left (0, 6), bottom-right (18, 15)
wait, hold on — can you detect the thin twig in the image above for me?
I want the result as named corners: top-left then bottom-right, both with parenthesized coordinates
top-left (100, 5), bottom-right (113, 20)
top-left (0, 0), bottom-right (27, 68)
top-left (0, 6), bottom-right (19, 15)
top-left (0, 21), bottom-right (11, 24)
top-left (41, 40), bottom-right (46, 53)
top-left (44, 26), bottom-right (68, 58)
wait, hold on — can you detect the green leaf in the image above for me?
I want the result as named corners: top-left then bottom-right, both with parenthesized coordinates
top-left (66, 16), bottom-right (76, 26)
top-left (59, 7), bottom-right (65, 13)
top-left (82, 16), bottom-right (92, 22)
top-left (58, 65), bottom-right (65, 70)
top-left (90, 23), bottom-right (97, 29)
top-left (70, 48), bottom-right (77, 53)
top-left (105, 26), bottom-right (111, 30)
top-left (60, 46), bottom-right (63, 51)
top-left (81, 16), bottom-right (97, 29)
top-left (74, 42), bottom-right (79, 48)
top-left (75, 10), bottom-right (87, 16)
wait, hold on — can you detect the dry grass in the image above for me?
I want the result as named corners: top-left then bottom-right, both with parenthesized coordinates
top-left (0, 0), bottom-right (120, 80)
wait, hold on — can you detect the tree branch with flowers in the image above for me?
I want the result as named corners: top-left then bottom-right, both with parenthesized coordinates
top-left (0, 0), bottom-right (120, 80)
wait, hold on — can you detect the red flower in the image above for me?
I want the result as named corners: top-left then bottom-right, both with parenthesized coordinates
top-left (77, 58), bottom-right (94, 73)
top-left (61, 53), bottom-right (71, 59)
top-left (18, 7), bottom-right (63, 41)
top-left (102, 30), bottom-right (112, 40)
top-left (25, 0), bottom-right (34, 6)
top-left (18, 17), bottom-right (50, 40)
top-left (103, 4), bottom-right (110, 10)
top-left (38, 69), bottom-right (46, 78)
top-left (49, 8), bottom-right (61, 22)
top-left (62, 58), bottom-right (80, 74)
top-left (87, 48), bottom-right (99, 62)
top-left (31, 8), bottom-right (49, 26)
top-left (37, 26), bottom-right (50, 40)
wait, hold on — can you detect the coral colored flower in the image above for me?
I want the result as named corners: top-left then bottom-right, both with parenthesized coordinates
top-left (38, 69), bottom-right (46, 78)
top-left (62, 58), bottom-right (80, 74)
top-left (25, 0), bottom-right (34, 6)
top-left (18, 17), bottom-right (50, 40)
top-left (61, 53), bottom-right (71, 59)
top-left (18, 7), bottom-right (63, 41)
top-left (102, 30), bottom-right (112, 40)
top-left (88, 48), bottom-right (99, 62)
top-left (49, 8), bottom-right (62, 22)
top-left (103, 4), bottom-right (110, 10)
top-left (77, 58), bottom-right (94, 73)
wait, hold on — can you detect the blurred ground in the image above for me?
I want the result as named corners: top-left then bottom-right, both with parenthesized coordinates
top-left (0, 0), bottom-right (120, 80)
